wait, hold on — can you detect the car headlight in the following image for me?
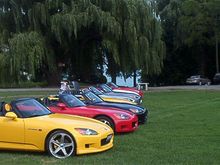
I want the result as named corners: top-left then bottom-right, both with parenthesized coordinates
top-left (114, 113), bottom-right (130, 120)
top-left (75, 128), bottom-right (98, 135)
top-left (130, 95), bottom-right (140, 99)
top-left (136, 96), bottom-right (141, 99)
top-left (129, 108), bottom-right (141, 114)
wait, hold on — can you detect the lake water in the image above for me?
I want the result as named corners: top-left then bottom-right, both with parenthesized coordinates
top-left (103, 64), bottom-right (140, 87)
top-left (105, 75), bottom-right (140, 87)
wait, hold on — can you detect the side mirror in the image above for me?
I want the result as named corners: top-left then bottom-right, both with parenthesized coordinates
top-left (5, 112), bottom-right (17, 120)
top-left (57, 103), bottom-right (67, 109)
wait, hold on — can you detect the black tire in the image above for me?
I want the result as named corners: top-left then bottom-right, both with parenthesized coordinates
top-left (95, 116), bottom-right (115, 131)
top-left (46, 130), bottom-right (75, 159)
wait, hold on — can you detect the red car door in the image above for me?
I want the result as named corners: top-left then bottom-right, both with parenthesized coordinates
top-left (65, 106), bottom-right (95, 118)
top-left (49, 105), bottom-right (95, 118)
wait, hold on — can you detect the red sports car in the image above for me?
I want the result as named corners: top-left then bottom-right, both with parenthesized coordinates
top-left (106, 82), bottom-right (144, 97)
top-left (42, 94), bottom-right (138, 133)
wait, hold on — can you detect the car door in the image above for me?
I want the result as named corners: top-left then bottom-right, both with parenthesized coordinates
top-left (0, 113), bottom-right (25, 149)
top-left (55, 105), bottom-right (93, 118)
top-left (68, 106), bottom-right (94, 118)
top-left (54, 97), bottom-right (94, 117)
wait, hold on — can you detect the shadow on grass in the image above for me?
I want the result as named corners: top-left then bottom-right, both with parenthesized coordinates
top-left (0, 150), bottom-right (48, 157)
top-left (0, 146), bottom-right (114, 159)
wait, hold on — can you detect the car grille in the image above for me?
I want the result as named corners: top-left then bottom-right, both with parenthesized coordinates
top-left (132, 121), bottom-right (137, 128)
top-left (101, 134), bottom-right (113, 146)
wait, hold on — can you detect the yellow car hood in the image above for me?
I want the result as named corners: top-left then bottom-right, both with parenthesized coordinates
top-left (30, 113), bottom-right (112, 133)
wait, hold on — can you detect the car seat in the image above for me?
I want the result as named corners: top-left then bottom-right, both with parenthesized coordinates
top-left (71, 81), bottom-right (81, 94)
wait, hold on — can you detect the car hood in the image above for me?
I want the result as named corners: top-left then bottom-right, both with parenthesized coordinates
top-left (94, 102), bottom-right (146, 114)
top-left (85, 105), bottom-right (134, 115)
top-left (112, 88), bottom-right (141, 95)
top-left (118, 87), bottom-right (143, 94)
top-left (100, 93), bottom-right (140, 101)
top-left (28, 113), bottom-right (112, 133)
top-left (98, 102), bottom-right (144, 110)
top-left (105, 92), bottom-right (139, 98)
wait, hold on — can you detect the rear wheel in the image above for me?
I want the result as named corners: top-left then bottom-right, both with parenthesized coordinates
top-left (95, 116), bottom-right (115, 130)
top-left (46, 130), bottom-right (75, 159)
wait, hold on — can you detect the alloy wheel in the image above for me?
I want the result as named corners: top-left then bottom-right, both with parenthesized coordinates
top-left (48, 132), bottom-right (75, 159)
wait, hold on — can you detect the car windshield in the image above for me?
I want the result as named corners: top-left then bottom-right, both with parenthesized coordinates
top-left (83, 92), bottom-right (103, 103)
top-left (190, 75), bottom-right (200, 78)
top-left (60, 94), bottom-right (86, 107)
top-left (14, 99), bottom-right (52, 118)
top-left (100, 84), bottom-right (112, 93)
top-left (89, 86), bottom-right (103, 95)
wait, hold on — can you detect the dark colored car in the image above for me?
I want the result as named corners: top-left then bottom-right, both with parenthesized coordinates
top-left (186, 75), bottom-right (211, 85)
top-left (213, 73), bottom-right (220, 84)
top-left (76, 90), bottom-right (148, 124)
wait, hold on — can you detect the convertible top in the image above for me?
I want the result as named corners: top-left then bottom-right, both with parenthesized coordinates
top-left (0, 101), bottom-right (6, 115)
top-left (0, 101), bottom-right (5, 108)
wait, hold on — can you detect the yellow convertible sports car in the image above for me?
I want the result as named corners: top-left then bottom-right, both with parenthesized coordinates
top-left (0, 98), bottom-right (114, 159)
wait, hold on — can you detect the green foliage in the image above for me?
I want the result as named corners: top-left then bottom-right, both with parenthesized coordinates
top-left (0, 52), bottom-right (10, 84)
top-left (176, 0), bottom-right (214, 47)
top-left (153, 0), bottom-right (220, 85)
top-left (0, 0), bottom-right (165, 85)
top-left (8, 32), bottom-right (46, 80)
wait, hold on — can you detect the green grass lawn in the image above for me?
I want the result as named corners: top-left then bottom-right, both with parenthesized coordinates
top-left (0, 90), bottom-right (220, 165)
top-left (0, 91), bottom-right (57, 99)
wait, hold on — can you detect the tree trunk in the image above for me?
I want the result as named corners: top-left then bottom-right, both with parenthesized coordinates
top-left (133, 70), bottom-right (137, 87)
top-left (47, 68), bottom-right (60, 86)
top-left (216, 35), bottom-right (219, 73)
top-left (199, 47), bottom-right (207, 75)
top-left (111, 72), bottom-right (117, 83)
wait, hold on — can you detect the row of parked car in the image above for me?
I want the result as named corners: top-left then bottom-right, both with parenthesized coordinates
top-left (186, 73), bottom-right (220, 85)
top-left (0, 82), bottom-right (147, 159)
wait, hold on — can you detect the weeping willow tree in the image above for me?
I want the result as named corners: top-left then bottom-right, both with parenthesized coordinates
top-left (0, 0), bottom-right (165, 85)
top-left (9, 32), bottom-right (48, 80)
top-left (0, 0), bottom-right (56, 84)
top-left (102, 0), bottom-right (165, 84)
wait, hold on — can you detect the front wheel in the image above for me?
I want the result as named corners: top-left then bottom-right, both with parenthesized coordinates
top-left (46, 130), bottom-right (75, 159)
top-left (95, 116), bottom-right (115, 131)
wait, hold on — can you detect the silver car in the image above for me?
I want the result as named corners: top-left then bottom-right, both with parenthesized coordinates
top-left (186, 75), bottom-right (211, 85)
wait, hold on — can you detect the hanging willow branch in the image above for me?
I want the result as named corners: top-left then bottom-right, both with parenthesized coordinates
top-left (8, 31), bottom-right (47, 81)
top-left (0, 0), bottom-right (165, 84)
